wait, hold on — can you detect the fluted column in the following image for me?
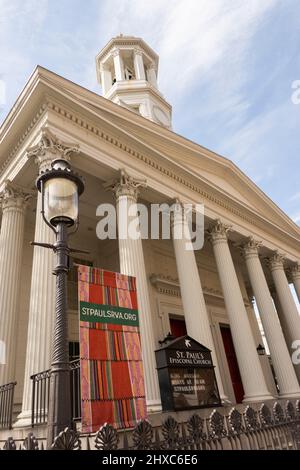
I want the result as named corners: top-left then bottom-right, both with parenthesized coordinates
top-left (290, 264), bottom-right (300, 303)
top-left (243, 238), bottom-right (300, 397)
top-left (146, 63), bottom-right (158, 89)
top-left (16, 129), bottom-right (79, 427)
top-left (100, 63), bottom-right (112, 95)
top-left (0, 182), bottom-right (32, 386)
top-left (112, 49), bottom-right (125, 81)
top-left (208, 221), bottom-right (272, 402)
top-left (134, 48), bottom-right (146, 80)
top-left (106, 170), bottom-right (161, 412)
top-left (171, 203), bottom-right (228, 402)
top-left (269, 253), bottom-right (300, 382)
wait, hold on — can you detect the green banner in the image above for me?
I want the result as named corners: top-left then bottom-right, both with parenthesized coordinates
top-left (80, 301), bottom-right (139, 327)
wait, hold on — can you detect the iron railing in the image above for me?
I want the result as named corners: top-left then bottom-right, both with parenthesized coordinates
top-left (31, 360), bottom-right (81, 427)
top-left (70, 360), bottom-right (81, 422)
top-left (31, 369), bottom-right (51, 427)
top-left (1, 400), bottom-right (300, 450)
top-left (0, 381), bottom-right (16, 430)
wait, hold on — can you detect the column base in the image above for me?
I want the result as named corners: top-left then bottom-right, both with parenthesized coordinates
top-left (242, 393), bottom-right (274, 404)
top-left (220, 395), bottom-right (232, 406)
top-left (13, 410), bottom-right (34, 429)
top-left (279, 390), bottom-right (300, 399)
top-left (146, 399), bottom-right (162, 414)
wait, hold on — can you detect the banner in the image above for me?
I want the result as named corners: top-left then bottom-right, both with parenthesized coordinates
top-left (78, 265), bottom-right (147, 432)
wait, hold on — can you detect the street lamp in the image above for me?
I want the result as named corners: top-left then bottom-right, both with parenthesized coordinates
top-left (35, 159), bottom-right (84, 448)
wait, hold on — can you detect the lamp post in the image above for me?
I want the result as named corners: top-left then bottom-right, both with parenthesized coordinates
top-left (35, 159), bottom-right (84, 448)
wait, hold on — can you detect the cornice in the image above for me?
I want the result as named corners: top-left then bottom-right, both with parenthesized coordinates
top-left (149, 272), bottom-right (251, 305)
top-left (1, 90), bottom-right (299, 255)
top-left (150, 273), bottom-right (181, 297)
top-left (45, 100), bottom-right (259, 223)
top-left (1, 65), bottom-right (299, 241)
top-left (44, 100), bottom-right (300, 249)
top-left (96, 36), bottom-right (159, 68)
top-left (0, 103), bottom-right (47, 177)
top-left (106, 81), bottom-right (172, 111)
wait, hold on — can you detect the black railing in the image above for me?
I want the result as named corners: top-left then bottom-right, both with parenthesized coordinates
top-left (31, 360), bottom-right (81, 427)
top-left (1, 400), bottom-right (300, 450)
top-left (0, 381), bottom-right (16, 430)
top-left (70, 360), bottom-right (81, 421)
top-left (31, 369), bottom-right (51, 427)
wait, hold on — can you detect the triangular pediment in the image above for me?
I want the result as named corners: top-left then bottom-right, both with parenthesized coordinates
top-left (1, 66), bottom-right (299, 243)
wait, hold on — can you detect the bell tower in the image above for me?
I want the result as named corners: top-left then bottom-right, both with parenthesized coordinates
top-left (96, 35), bottom-right (172, 128)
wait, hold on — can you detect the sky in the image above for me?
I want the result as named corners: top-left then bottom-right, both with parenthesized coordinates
top-left (0, 0), bottom-right (300, 224)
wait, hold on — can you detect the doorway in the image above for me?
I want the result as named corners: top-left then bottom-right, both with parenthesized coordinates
top-left (220, 325), bottom-right (244, 403)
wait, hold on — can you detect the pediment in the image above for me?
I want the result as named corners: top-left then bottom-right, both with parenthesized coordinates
top-left (1, 66), bottom-right (299, 243)
top-left (93, 107), bottom-right (298, 236)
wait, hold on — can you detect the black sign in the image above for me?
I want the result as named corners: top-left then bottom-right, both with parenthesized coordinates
top-left (155, 335), bottom-right (221, 411)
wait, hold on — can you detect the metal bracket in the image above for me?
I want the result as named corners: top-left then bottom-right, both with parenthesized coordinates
top-left (30, 241), bottom-right (90, 255)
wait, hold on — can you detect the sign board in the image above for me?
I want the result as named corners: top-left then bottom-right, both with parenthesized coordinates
top-left (155, 335), bottom-right (221, 411)
top-left (78, 265), bottom-right (147, 432)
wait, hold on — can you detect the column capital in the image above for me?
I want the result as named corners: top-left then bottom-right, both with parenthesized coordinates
top-left (207, 219), bottom-right (232, 244)
top-left (147, 62), bottom-right (156, 71)
top-left (112, 48), bottom-right (120, 58)
top-left (169, 198), bottom-right (192, 229)
top-left (27, 128), bottom-right (79, 173)
top-left (100, 62), bottom-right (110, 72)
top-left (268, 251), bottom-right (286, 272)
top-left (242, 236), bottom-right (262, 259)
top-left (290, 263), bottom-right (300, 281)
top-left (0, 180), bottom-right (33, 212)
top-left (134, 47), bottom-right (143, 57)
top-left (104, 169), bottom-right (146, 200)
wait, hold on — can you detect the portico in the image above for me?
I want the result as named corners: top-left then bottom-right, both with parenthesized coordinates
top-left (0, 36), bottom-right (300, 439)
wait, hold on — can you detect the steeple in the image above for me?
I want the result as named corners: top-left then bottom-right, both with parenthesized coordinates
top-left (96, 35), bottom-right (172, 128)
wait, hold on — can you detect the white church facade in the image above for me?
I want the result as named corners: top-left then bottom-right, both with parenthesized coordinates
top-left (0, 35), bottom-right (300, 439)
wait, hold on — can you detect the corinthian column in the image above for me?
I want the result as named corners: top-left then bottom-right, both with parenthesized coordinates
top-left (112, 49), bottom-right (125, 81)
top-left (208, 221), bottom-right (272, 402)
top-left (290, 264), bottom-right (300, 303)
top-left (269, 253), bottom-right (300, 382)
top-left (0, 182), bottom-right (32, 386)
top-left (243, 238), bottom-right (300, 397)
top-left (106, 170), bottom-right (161, 413)
top-left (171, 202), bottom-right (227, 402)
top-left (16, 129), bottom-right (79, 427)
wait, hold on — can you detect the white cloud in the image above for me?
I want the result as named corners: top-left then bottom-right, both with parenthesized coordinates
top-left (0, 0), bottom-right (48, 112)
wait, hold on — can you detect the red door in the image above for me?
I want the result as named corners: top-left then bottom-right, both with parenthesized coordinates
top-left (170, 318), bottom-right (187, 338)
top-left (220, 326), bottom-right (244, 403)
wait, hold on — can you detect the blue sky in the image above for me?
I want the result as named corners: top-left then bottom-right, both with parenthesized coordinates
top-left (0, 0), bottom-right (300, 224)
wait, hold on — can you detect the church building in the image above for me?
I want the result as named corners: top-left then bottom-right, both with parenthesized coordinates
top-left (0, 35), bottom-right (300, 440)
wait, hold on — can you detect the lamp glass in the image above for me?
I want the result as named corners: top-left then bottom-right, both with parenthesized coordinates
top-left (44, 177), bottom-right (78, 226)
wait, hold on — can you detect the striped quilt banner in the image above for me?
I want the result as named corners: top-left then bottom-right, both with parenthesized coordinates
top-left (77, 265), bottom-right (147, 432)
